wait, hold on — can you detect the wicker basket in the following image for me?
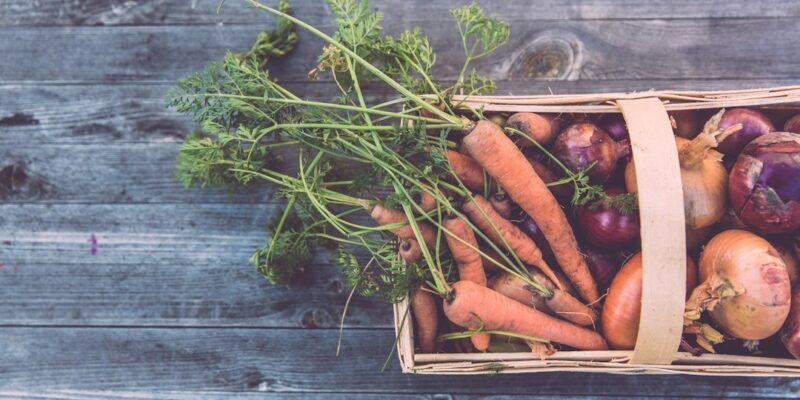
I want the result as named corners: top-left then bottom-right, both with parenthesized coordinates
top-left (394, 86), bottom-right (800, 375)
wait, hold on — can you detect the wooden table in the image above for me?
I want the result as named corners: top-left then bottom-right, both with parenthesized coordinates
top-left (2, 1), bottom-right (800, 398)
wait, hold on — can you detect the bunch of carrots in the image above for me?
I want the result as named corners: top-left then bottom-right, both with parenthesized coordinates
top-left (170, 0), bottom-right (800, 360)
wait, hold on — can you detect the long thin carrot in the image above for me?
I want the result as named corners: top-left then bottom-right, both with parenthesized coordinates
top-left (443, 280), bottom-right (607, 350)
top-left (447, 150), bottom-right (485, 193)
top-left (443, 215), bottom-right (490, 351)
top-left (411, 287), bottom-right (438, 353)
top-left (463, 195), bottom-right (563, 291)
top-left (370, 204), bottom-right (436, 247)
top-left (463, 121), bottom-right (599, 303)
top-left (489, 270), bottom-right (597, 327)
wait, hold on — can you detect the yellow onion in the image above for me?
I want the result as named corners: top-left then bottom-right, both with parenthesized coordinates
top-left (625, 134), bottom-right (729, 229)
top-left (685, 230), bottom-right (791, 343)
top-left (601, 253), bottom-right (697, 350)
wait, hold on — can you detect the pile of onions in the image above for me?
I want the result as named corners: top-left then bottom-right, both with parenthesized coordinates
top-left (715, 108), bottom-right (776, 158)
top-left (685, 230), bottom-right (791, 343)
top-left (553, 123), bottom-right (631, 184)
top-left (602, 252), bottom-right (697, 350)
top-left (625, 122), bottom-right (735, 229)
top-left (729, 132), bottom-right (800, 234)
top-left (574, 188), bottom-right (640, 250)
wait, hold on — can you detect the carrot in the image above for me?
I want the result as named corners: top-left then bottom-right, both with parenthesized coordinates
top-left (414, 191), bottom-right (437, 213)
top-left (463, 195), bottom-right (563, 290)
top-left (444, 216), bottom-right (487, 287)
top-left (489, 270), bottom-right (597, 326)
top-left (370, 204), bottom-right (436, 247)
top-left (489, 192), bottom-right (512, 219)
top-left (506, 112), bottom-right (560, 147)
top-left (399, 238), bottom-right (422, 263)
top-left (464, 120), bottom-right (599, 303)
top-left (443, 280), bottom-right (608, 350)
top-left (411, 287), bottom-right (438, 353)
top-left (443, 215), bottom-right (490, 351)
top-left (447, 150), bottom-right (486, 193)
top-left (479, 244), bottom-right (504, 272)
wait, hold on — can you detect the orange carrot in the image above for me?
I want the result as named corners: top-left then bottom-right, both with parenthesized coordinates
top-left (463, 195), bottom-right (563, 291)
top-left (447, 150), bottom-right (486, 193)
top-left (463, 121), bottom-right (599, 303)
top-left (489, 192), bottom-right (512, 219)
top-left (443, 215), bottom-right (490, 351)
top-left (479, 244), bottom-right (505, 272)
top-left (370, 204), bottom-right (436, 247)
top-left (411, 287), bottom-right (438, 353)
top-left (506, 112), bottom-right (560, 147)
top-left (489, 270), bottom-right (597, 326)
top-left (443, 281), bottom-right (608, 350)
top-left (399, 238), bottom-right (422, 263)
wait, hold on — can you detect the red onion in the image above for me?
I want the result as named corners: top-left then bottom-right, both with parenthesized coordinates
top-left (716, 108), bottom-right (776, 157)
top-left (729, 132), bottom-right (800, 234)
top-left (782, 287), bottom-right (800, 359)
top-left (600, 114), bottom-right (629, 142)
top-left (582, 246), bottom-right (623, 293)
top-left (669, 110), bottom-right (706, 139)
top-left (553, 123), bottom-right (631, 184)
top-left (785, 114), bottom-right (800, 134)
top-left (574, 188), bottom-right (640, 250)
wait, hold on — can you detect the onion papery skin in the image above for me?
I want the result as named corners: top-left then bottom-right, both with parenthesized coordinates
top-left (696, 229), bottom-right (791, 340)
top-left (729, 132), bottom-right (800, 234)
top-left (624, 136), bottom-right (728, 230)
top-left (601, 253), bottom-right (697, 350)
top-left (716, 108), bottom-right (776, 157)
top-left (554, 123), bottom-right (630, 184)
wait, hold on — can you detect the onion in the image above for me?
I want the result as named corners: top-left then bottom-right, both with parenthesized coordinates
top-left (781, 287), bottom-right (800, 359)
top-left (795, 231), bottom-right (800, 261)
top-left (715, 108), bottom-right (776, 158)
top-left (582, 246), bottom-right (624, 293)
top-left (785, 114), bottom-right (800, 133)
top-left (574, 188), bottom-right (640, 250)
top-left (506, 112), bottom-right (560, 147)
top-left (599, 114), bottom-right (629, 141)
top-left (669, 110), bottom-right (706, 139)
top-left (553, 123), bottom-right (631, 184)
top-left (729, 132), bottom-right (800, 234)
top-left (685, 230), bottom-right (791, 343)
top-left (602, 252), bottom-right (697, 350)
top-left (625, 131), bottom-right (730, 229)
top-left (776, 242), bottom-right (799, 287)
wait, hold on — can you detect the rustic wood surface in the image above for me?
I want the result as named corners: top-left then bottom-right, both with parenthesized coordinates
top-left (2, 0), bottom-right (799, 398)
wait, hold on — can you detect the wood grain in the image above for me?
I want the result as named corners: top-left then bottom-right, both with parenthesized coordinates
top-left (3, 18), bottom-right (800, 84)
top-left (0, 144), bottom-right (275, 203)
top-left (0, 203), bottom-right (391, 328)
top-left (0, 327), bottom-right (798, 396)
top-left (2, 0), bottom-right (798, 27)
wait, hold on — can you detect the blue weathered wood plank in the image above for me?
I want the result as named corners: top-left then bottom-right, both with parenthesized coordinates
top-left (3, 18), bottom-right (800, 84)
top-left (2, 0), bottom-right (798, 27)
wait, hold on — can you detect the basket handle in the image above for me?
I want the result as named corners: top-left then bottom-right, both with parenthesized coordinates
top-left (618, 98), bottom-right (687, 364)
